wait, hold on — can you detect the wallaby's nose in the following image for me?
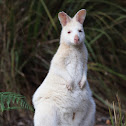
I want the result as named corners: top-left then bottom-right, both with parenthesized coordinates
top-left (74, 35), bottom-right (79, 43)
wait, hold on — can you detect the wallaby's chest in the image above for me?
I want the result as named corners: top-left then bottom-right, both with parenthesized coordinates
top-left (65, 50), bottom-right (84, 82)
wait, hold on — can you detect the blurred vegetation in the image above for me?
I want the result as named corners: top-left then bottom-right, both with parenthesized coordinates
top-left (0, 0), bottom-right (126, 125)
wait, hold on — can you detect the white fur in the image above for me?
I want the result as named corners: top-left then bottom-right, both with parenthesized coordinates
top-left (33, 9), bottom-right (96, 126)
top-left (60, 20), bottom-right (85, 46)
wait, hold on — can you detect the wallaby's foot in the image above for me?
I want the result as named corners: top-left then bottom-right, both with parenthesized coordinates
top-left (66, 84), bottom-right (73, 91)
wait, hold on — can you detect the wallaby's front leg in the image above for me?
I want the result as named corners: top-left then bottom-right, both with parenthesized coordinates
top-left (51, 62), bottom-right (73, 91)
top-left (79, 45), bottom-right (88, 89)
top-left (57, 66), bottom-right (73, 90)
top-left (79, 65), bottom-right (87, 89)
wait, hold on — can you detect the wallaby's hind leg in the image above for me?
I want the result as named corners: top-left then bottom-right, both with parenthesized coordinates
top-left (34, 102), bottom-right (58, 126)
top-left (80, 99), bottom-right (96, 126)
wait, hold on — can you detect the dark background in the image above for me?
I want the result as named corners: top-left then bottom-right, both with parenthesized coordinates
top-left (0, 0), bottom-right (126, 125)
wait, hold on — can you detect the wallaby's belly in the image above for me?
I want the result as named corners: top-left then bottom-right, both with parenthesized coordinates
top-left (33, 70), bottom-right (93, 126)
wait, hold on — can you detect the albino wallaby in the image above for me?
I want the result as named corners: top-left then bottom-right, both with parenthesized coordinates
top-left (32, 9), bottom-right (96, 126)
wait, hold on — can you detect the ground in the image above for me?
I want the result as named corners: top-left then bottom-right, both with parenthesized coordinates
top-left (1, 110), bottom-right (112, 126)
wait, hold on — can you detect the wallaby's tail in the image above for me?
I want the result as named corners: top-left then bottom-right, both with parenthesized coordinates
top-left (34, 101), bottom-right (58, 126)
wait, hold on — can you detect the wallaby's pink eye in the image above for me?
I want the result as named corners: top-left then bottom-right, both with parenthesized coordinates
top-left (79, 30), bottom-right (82, 32)
top-left (67, 31), bottom-right (71, 34)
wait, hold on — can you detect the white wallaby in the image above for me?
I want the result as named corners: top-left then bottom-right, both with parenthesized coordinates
top-left (32, 9), bottom-right (96, 126)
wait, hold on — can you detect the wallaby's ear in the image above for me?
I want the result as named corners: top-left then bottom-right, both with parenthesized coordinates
top-left (74, 9), bottom-right (86, 24)
top-left (58, 11), bottom-right (71, 27)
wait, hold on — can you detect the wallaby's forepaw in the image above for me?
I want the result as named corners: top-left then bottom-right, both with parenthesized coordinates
top-left (79, 75), bottom-right (87, 89)
top-left (79, 80), bottom-right (86, 89)
top-left (66, 84), bottom-right (73, 91)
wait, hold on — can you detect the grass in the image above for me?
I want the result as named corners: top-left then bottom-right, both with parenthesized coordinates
top-left (0, 0), bottom-right (126, 125)
top-left (109, 95), bottom-right (126, 126)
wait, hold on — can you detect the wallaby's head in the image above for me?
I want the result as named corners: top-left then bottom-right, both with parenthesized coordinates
top-left (58, 9), bottom-right (86, 46)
